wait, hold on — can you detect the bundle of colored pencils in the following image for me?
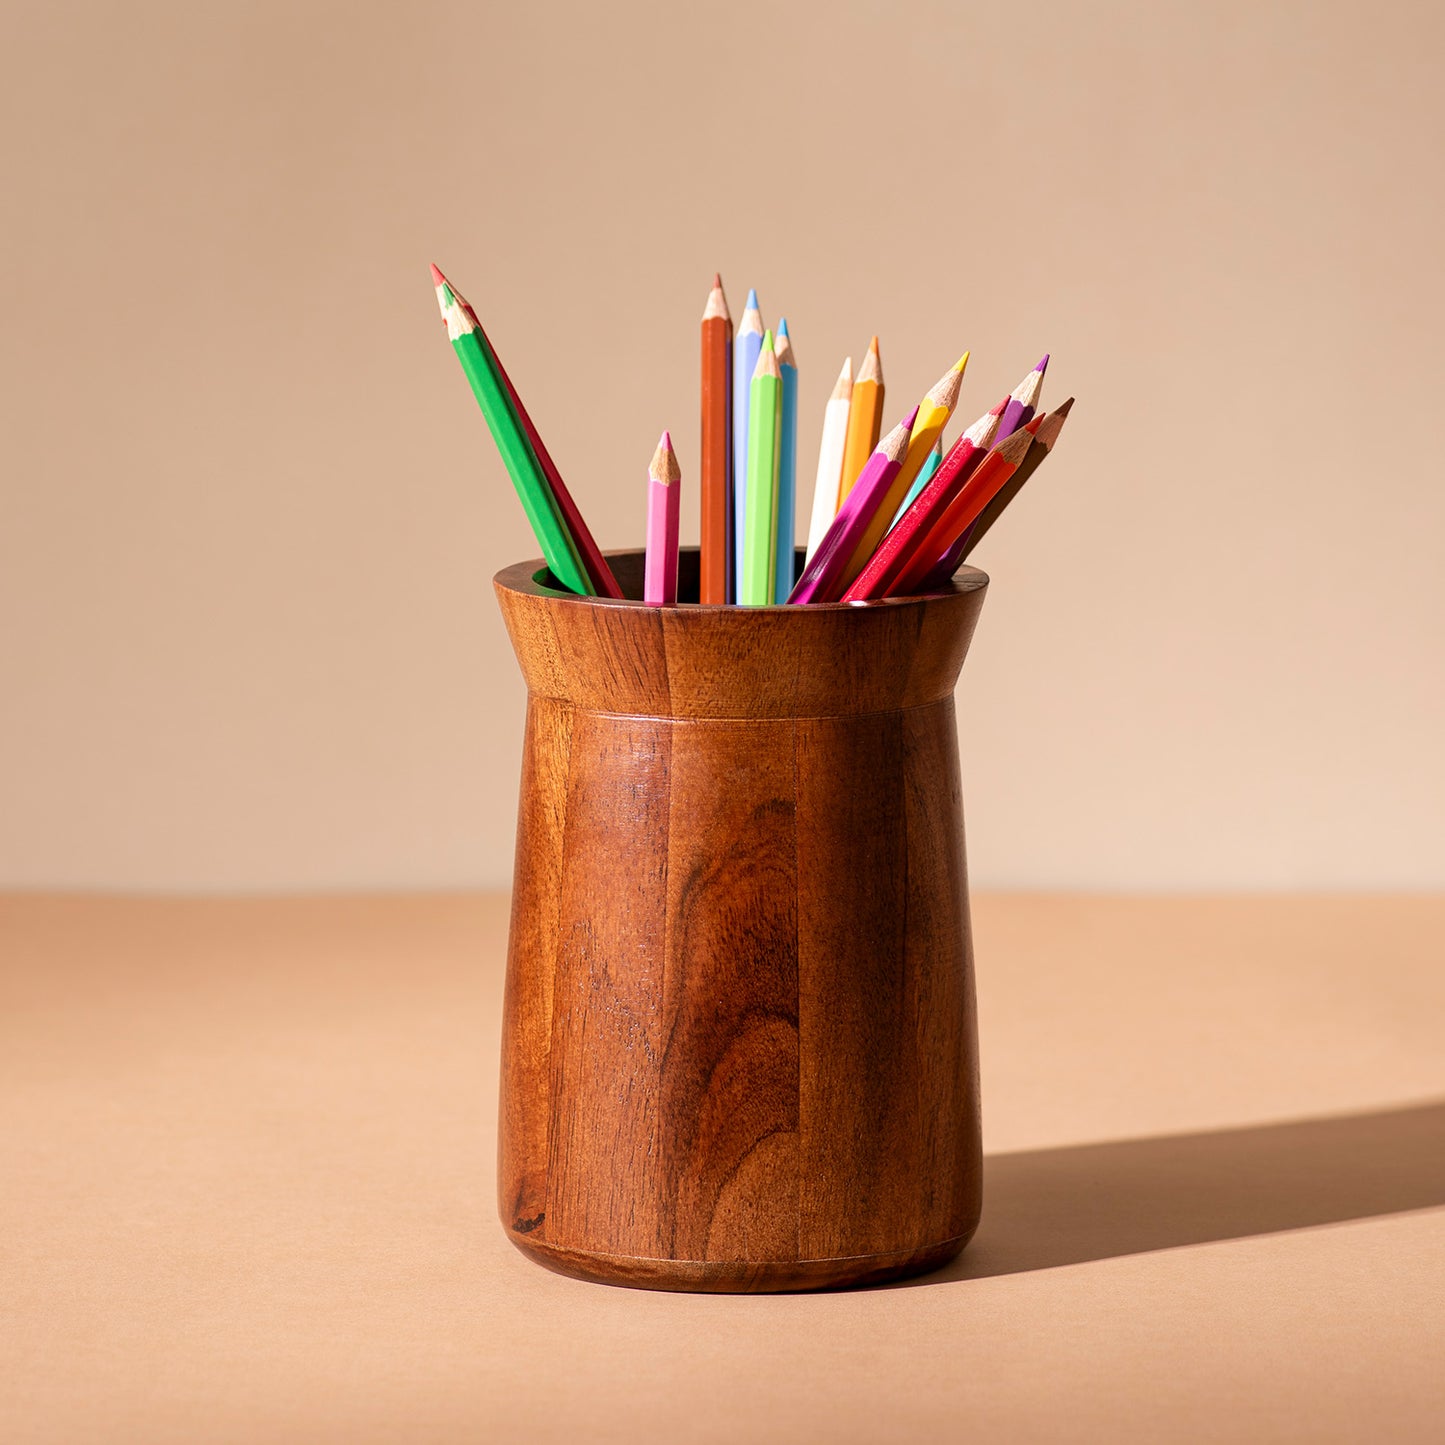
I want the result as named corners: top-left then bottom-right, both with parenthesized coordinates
top-left (431, 265), bottom-right (1074, 607)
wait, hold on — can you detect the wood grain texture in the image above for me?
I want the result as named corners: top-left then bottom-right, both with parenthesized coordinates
top-left (497, 696), bottom-right (572, 1237)
top-left (494, 548), bottom-right (987, 1291)
top-left (660, 721), bottom-right (799, 1262)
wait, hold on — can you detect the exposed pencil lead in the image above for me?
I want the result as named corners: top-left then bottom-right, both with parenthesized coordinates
top-left (998, 427), bottom-right (1034, 462)
top-left (702, 274), bottom-right (731, 322)
top-left (928, 357), bottom-right (967, 410)
top-left (650, 431), bottom-right (682, 484)
top-left (856, 337), bottom-right (883, 385)
top-left (745, 288), bottom-right (760, 311)
top-left (879, 408), bottom-right (919, 462)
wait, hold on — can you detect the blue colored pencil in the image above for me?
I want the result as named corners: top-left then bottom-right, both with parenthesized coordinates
top-left (773, 318), bottom-right (799, 598)
top-left (889, 437), bottom-right (944, 533)
top-left (732, 289), bottom-right (764, 600)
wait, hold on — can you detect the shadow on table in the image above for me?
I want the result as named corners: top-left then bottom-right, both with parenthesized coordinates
top-left (914, 1098), bottom-right (1445, 1284)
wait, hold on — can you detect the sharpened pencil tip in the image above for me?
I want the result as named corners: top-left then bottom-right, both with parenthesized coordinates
top-left (868, 336), bottom-right (880, 356)
top-left (903, 405), bottom-right (920, 431)
top-left (713, 272), bottom-right (722, 289)
top-left (1036, 354), bottom-right (1050, 372)
top-left (953, 351), bottom-right (970, 373)
top-left (778, 316), bottom-right (789, 336)
top-left (761, 329), bottom-right (774, 351)
top-left (649, 431), bottom-right (682, 484)
top-left (429, 263), bottom-right (446, 288)
top-left (745, 288), bottom-right (759, 311)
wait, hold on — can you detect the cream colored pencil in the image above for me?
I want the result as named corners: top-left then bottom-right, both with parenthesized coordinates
top-left (804, 357), bottom-right (854, 565)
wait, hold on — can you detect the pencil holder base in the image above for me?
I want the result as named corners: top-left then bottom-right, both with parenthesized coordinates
top-left (508, 1231), bottom-right (976, 1294)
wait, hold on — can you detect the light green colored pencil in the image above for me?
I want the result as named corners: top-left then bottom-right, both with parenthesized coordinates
top-left (434, 281), bottom-right (593, 595)
top-left (741, 331), bottom-right (783, 605)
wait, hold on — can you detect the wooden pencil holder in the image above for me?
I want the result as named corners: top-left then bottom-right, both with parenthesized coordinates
top-left (493, 547), bottom-right (988, 1292)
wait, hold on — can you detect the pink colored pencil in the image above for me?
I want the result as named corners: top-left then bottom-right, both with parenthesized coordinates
top-left (787, 407), bottom-right (918, 604)
top-left (840, 400), bottom-right (1005, 602)
top-left (644, 431), bottom-right (681, 606)
top-left (429, 264), bottom-right (623, 600)
top-left (994, 354), bottom-right (1048, 443)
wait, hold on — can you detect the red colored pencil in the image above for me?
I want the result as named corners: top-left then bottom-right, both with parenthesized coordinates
top-left (881, 427), bottom-right (1036, 597)
top-left (429, 265), bottom-right (622, 599)
top-left (840, 399), bottom-right (1005, 602)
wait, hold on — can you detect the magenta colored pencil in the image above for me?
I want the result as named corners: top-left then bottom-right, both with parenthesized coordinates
top-left (995, 354), bottom-right (1049, 442)
top-left (788, 406), bottom-right (918, 604)
top-left (644, 431), bottom-right (681, 606)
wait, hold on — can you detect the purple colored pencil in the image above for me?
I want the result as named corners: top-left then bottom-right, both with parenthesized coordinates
top-left (788, 406), bottom-right (918, 604)
top-left (995, 354), bottom-right (1049, 442)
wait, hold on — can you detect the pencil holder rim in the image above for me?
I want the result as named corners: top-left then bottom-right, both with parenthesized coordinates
top-left (493, 547), bottom-right (988, 610)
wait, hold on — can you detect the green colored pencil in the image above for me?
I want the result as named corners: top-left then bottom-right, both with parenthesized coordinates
top-left (434, 281), bottom-right (592, 595)
top-left (741, 331), bottom-right (783, 605)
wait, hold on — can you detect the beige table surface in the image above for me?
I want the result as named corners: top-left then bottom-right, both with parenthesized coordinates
top-left (3, 893), bottom-right (1443, 1443)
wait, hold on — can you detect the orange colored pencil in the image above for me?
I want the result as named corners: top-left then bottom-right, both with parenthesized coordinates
top-left (953, 398), bottom-right (1075, 567)
top-left (699, 274), bottom-right (732, 604)
top-left (838, 353), bottom-right (967, 583)
top-left (837, 336), bottom-right (884, 502)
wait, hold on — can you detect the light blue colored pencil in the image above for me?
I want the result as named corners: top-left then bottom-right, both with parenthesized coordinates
top-left (732, 289), bottom-right (764, 601)
top-left (772, 318), bottom-right (799, 598)
top-left (888, 436), bottom-right (944, 533)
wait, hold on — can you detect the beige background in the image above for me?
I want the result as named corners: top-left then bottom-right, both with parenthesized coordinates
top-left (2, 0), bottom-right (1443, 891)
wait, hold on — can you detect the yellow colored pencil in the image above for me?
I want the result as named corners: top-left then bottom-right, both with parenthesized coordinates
top-left (841, 352), bottom-right (967, 580)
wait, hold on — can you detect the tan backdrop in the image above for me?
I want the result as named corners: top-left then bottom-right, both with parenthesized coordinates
top-left (1, 0), bottom-right (1441, 890)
